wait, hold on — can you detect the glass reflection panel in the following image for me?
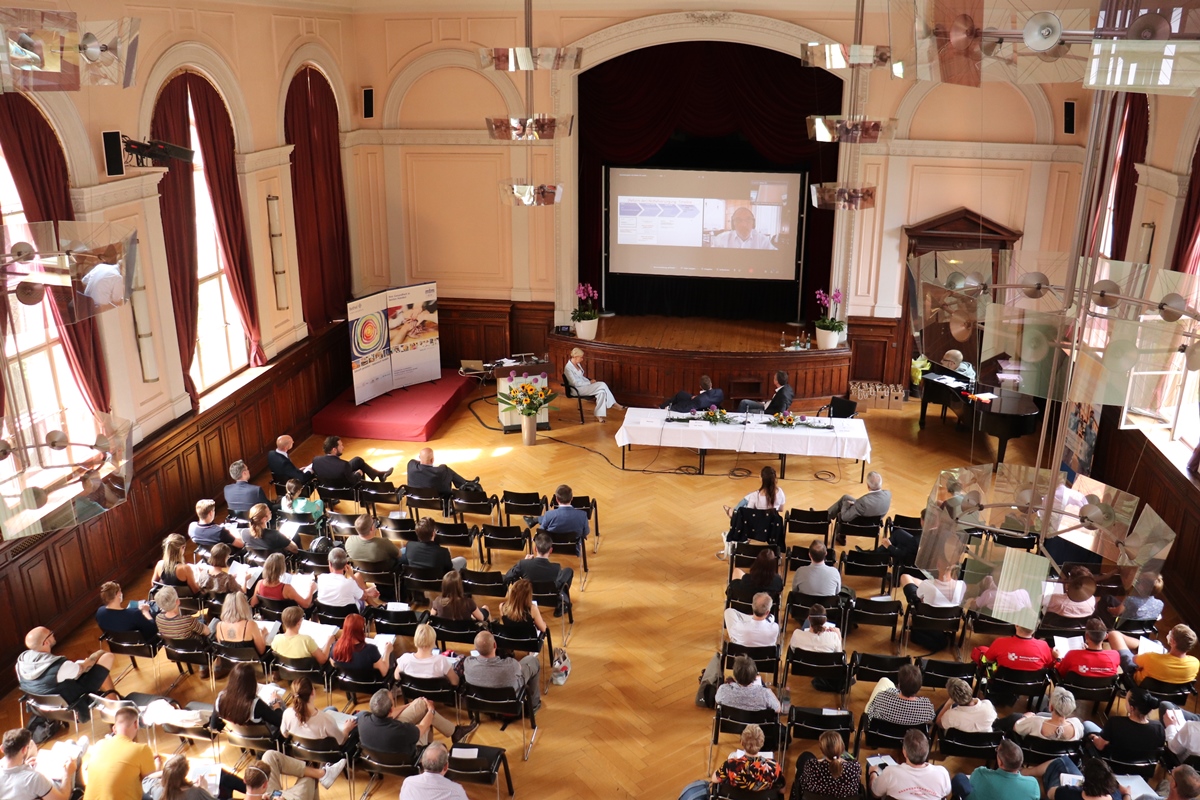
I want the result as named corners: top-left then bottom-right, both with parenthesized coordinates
top-left (810, 183), bottom-right (875, 210)
top-left (1086, 39), bottom-right (1200, 96)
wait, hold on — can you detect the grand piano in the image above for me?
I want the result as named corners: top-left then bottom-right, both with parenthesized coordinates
top-left (919, 360), bottom-right (1042, 465)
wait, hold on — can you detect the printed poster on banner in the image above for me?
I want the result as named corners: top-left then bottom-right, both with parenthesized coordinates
top-left (348, 292), bottom-right (392, 404)
top-left (386, 282), bottom-right (441, 389)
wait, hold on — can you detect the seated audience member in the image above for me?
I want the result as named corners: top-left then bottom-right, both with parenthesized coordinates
top-left (0, 727), bottom-right (78, 800)
top-left (865, 664), bottom-right (936, 727)
top-left (224, 460), bottom-right (271, 516)
top-left (876, 516), bottom-right (922, 568)
top-left (354, 689), bottom-right (440, 757)
top-left (196, 544), bottom-right (243, 596)
top-left (281, 479), bottom-right (324, 521)
top-left (1057, 618), bottom-right (1121, 679)
top-left (503, 532), bottom-right (574, 614)
top-left (405, 447), bottom-right (470, 498)
top-left (330, 613), bottom-right (389, 677)
top-left (152, 533), bottom-right (201, 594)
top-left (153, 585), bottom-right (210, 640)
top-left (662, 374), bottom-right (724, 413)
top-left (1108, 624), bottom-right (1200, 687)
top-left (280, 677), bottom-right (356, 748)
top-left (828, 471), bottom-right (891, 527)
top-left (396, 624), bottom-right (459, 682)
top-left (937, 677), bottom-right (997, 734)
top-left (715, 654), bottom-right (781, 713)
top-left (311, 435), bottom-right (391, 488)
top-left (949, 739), bottom-right (1038, 800)
top-left (494, 579), bottom-right (547, 637)
top-left (1044, 570), bottom-right (1098, 620)
top-left (972, 626), bottom-right (1055, 672)
top-left (565, 346), bottom-right (623, 422)
top-left (796, 730), bottom-right (862, 799)
top-left (253, 552), bottom-right (314, 609)
top-left (188, 499), bottom-right (242, 549)
top-left (527, 484), bottom-right (590, 544)
top-left (142, 753), bottom-right (248, 800)
top-left (723, 466), bottom-right (786, 519)
top-left (972, 574), bottom-right (1033, 617)
top-left (464, 631), bottom-right (541, 713)
top-left (1041, 756), bottom-right (1123, 800)
top-left (95, 581), bottom-right (156, 637)
top-left (1141, 766), bottom-right (1200, 800)
top-left (712, 724), bottom-right (784, 793)
top-left (1008, 686), bottom-right (1084, 741)
top-left (241, 751), bottom-right (344, 798)
top-left (18, 625), bottom-right (115, 708)
top-left (791, 541), bottom-right (841, 597)
top-left (867, 729), bottom-right (950, 799)
top-left (317, 548), bottom-right (379, 610)
top-left (271, 606), bottom-right (330, 665)
top-left (736, 370), bottom-right (793, 416)
top-left (1116, 572), bottom-right (1165, 623)
top-left (789, 604), bottom-right (843, 653)
top-left (941, 349), bottom-right (977, 381)
top-left (1164, 702), bottom-right (1200, 762)
top-left (1086, 688), bottom-right (1166, 763)
top-left (343, 514), bottom-right (400, 568)
top-left (214, 662), bottom-right (284, 735)
top-left (406, 518), bottom-right (466, 573)
top-left (430, 570), bottom-right (486, 623)
top-left (728, 549), bottom-right (783, 602)
top-left (900, 564), bottom-right (966, 608)
top-left (82, 706), bottom-right (157, 800)
top-left (214, 592), bottom-right (267, 656)
top-left (242, 503), bottom-right (298, 555)
top-left (400, 743), bottom-right (467, 800)
top-left (723, 592), bottom-right (779, 648)
top-left (267, 435), bottom-right (310, 487)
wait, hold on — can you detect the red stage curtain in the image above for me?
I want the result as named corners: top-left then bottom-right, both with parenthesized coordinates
top-left (151, 74), bottom-right (201, 409)
top-left (284, 67), bottom-right (352, 332)
top-left (1172, 130), bottom-right (1200, 274)
top-left (578, 41), bottom-right (843, 320)
top-left (186, 74), bottom-right (266, 366)
top-left (0, 93), bottom-right (111, 415)
top-left (1110, 93), bottom-right (1149, 261)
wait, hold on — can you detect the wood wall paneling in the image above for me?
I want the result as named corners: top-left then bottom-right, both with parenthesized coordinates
top-left (511, 301), bottom-right (554, 359)
top-left (435, 298), bottom-right (552, 368)
top-left (848, 316), bottom-right (905, 385)
top-left (0, 323), bottom-right (352, 695)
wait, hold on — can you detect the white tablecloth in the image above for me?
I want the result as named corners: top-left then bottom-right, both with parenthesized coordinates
top-left (614, 408), bottom-right (871, 461)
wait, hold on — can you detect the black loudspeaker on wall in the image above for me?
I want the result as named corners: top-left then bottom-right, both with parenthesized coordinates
top-left (101, 130), bottom-right (124, 177)
top-left (362, 87), bottom-right (374, 120)
top-left (1063, 100), bottom-right (1076, 136)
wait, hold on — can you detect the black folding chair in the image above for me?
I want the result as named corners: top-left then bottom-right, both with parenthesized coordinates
top-left (373, 606), bottom-right (427, 638)
top-left (313, 602), bottom-right (359, 627)
top-left (406, 488), bottom-right (449, 520)
top-left (854, 715), bottom-right (928, 757)
top-left (848, 596), bottom-right (902, 642)
top-left (477, 525), bottom-right (531, 567)
top-left (356, 746), bottom-right (421, 798)
top-left (935, 728), bottom-right (1003, 765)
top-left (787, 706), bottom-right (854, 749)
top-left (900, 603), bottom-right (962, 655)
top-left (397, 673), bottom-right (461, 724)
top-left (430, 617), bottom-right (482, 652)
top-left (447, 743), bottom-right (514, 800)
top-left (350, 559), bottom-right (401, 602)
top-left (708, 704), bottom-right (787, 774)
top-left (462, 569), bottom-right (508, 603)
top-left (463, 683), bottom-right (538, 760)
top-left (721, 642), bottom-right (782, 687)
top-left (830, 515), bottom-right (882, 549)
top-left (453, 488), bottom-right (499, 527)
top-left (500, 491), bottom-right (547, 528)
top-left (848, 652), bottom-right (911, 693)
top-left (287, 734), bottom-right (354, 794)
top-left (161, 636), bottom-right (214, 694)
top-left (401, 566), bottom-right (445, 605)
top-left (550, 494), bottom-right (601, 553)
top-left (100, 629), bottom-right (162, 687)
top-left (917, 658), bottom-right (978, 695)
top-left (785, 508), bottom-right (831, 548)
top-left (983, 667), bottom-right (1050, 711)
top-left (782, 648), bottom-right (849, 707)
top-left (330, 667), bottom-right (389, 711)
top-left (839, 549), bottom-right (893, 596)
top-left (561, 372), bottom-right (593, 423)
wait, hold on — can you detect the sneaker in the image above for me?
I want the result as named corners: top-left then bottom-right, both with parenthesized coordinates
top-left (451, 721), bottom-right (478, 744)
top-left (319, 760), bottom-right (346, 790)
top-left (522, 516), bottom-right (539, 529)
top-left (715, 549), bottom-right (727, 560)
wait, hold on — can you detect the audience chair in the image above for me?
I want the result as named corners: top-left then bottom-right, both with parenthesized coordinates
top-left (431, 521), bottom-right (478, 566)
top-left (213, 641), bottom-right (272, 680)
top-left (721, 642), bottom-right (781, 687)
top-left (529, 579), bottom-right (573, 645)
top-left (355, 746), bottom-right (421, 799)
top-left (477, 524), bottom-right (531, 568)
top-left (1099, 754), bottom-right (1160, 779)
top-left (151, 582), bottom-right (204, 616)
top-left (317, 485), bottom-right (359, 516)
top-left (712, 785), bottom-right (781, 800)
top-left (397, 673), bottom-right (461, 724)
top-left (401, 566), bottom-right (445, 605)
top-left (286, 735), bottom-right (353, 796)
top-left (781, 545), bottom-right (810, 589)
top-left (829, 515), bottom-right (882, 550)
top-left (372, 606), bottom-right (426, 638)
top-left (452, 488), bottom-right (500, 527)
top-left (982, 667), bottom-right (1050, 712)
top-left (87, 693), bottom-right (166, 749)
top-left (708, 704), bottom-right (786, 775)
top-left (782, 648), bottom-right (848, 708)
top-left (1132, 678), bottom-right (1197, 711)
top-left (273, 654), bottom-right (330, 701)
top-left (19, 691), bottom-right (82, 734)
top-left (162, 635), bottom-right (215, 694)
top-left (447, 744), bottom-right (515, 800)
top-left (887, 513), bottom-right (922, 534)
top-left (917, 658), bottom-right (977, 696)
top-left (325, 512), bottom-right (359, 540)
top-left (728, 542), bottom-right (780, 583)
top-left (379, 516), bottom-right (416, 545)
top-left (405, 487), bottom-right (450, 520)
top-left (1053, 672), bottom-right (1119, 715)
top-left (854, 715), bottom-right (928, 757)
top-left (295, 547), bottom-right (330, 575)
top-left (848, 652), bottom-right (911, 694)
top-left (429, 617), bottom-right (482, 652)
top-left (847, 596), bottom-right (902, 642)
top-left (463, 682), bottom-right (538, 760)
top-left (491, 621), bottom-right (553, 695)
top-left (782, 591), bottom-right (843, 632)
top-left (726, 593), bottom-right (780, 622)
top-left (934, 728), bottom-right (1003, 765)
top-left (330, 666), bottom-right (389, 711)
top-left (500, 491), bottom-right (547, 528)
top-left (785, 508), bottom-right (831, 549)
top-left (462, 569), bottom-right (508, 602)
top-left (899, 603), bottom-right (962, 656)
top-left (839, 549), bottom-right (893, 596)
top-left (277, 512), bottom-right (321, 540)
top-left (561, 372), bottom-right (594, 424)
top-left (550, 493), bottom-right (601, 553)
top-left (159, 700), bottom-right (219, 760)
top-left (819, 397), bottom-right (858, 419)
top-left (313, 601), bottom-right (359, 627)
top-left (958, 611), bottom-right (1016, 654)
top-left (100, 629), bottom-right (162, 687)
top-left (359, 481), bottom-right (403, 517)
top-left (219, 721), bottom-right (279, 768)
top-left (543, 527), bottom-right (589, 590)
top-left (350, 559), bottom-right (401, 603)
top-left (787, 706), bottom-right (854, 749)
top-left (256, 596), bottom-right (301, 623)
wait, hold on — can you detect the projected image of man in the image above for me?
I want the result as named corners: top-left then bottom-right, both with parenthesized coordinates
top-left (711, 207), bottom-right (776, 250)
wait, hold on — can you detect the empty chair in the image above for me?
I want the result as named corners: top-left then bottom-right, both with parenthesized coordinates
top-left (829, 515), bottom-right (882, 550)
top-left (351, 559), bottom-right (400, 603)
top-left (477, 524), bottom-right (531, 567)
top-left (313, 602), bottom-right (358, 627)
top-left (899, 603), bottom-right (962, 655)
top-left (372, 607), bottom-right (426, 638)
top-left (847, 596), bottom-right (902, 642)
top-left (839, 549), bottom-right (893, 597)
top-left (317, 485), bottom-right (359, 515)
top-left (453, 488), bottom-right (499, 526)
top-left (360, 481), bottom-right (403, 516)
top-left (295, 548), bottom-right (330, 575)
top-left (935, 728), bottom-right (1004, 764)
top-left (463, 682), bottom-right (538, 760)
top-left (819, 396), bottom-right (858, 418)
top-left (405, 487), bottom-right (449, 520)
top-left (430, 522), bottom-right (477, 566)
top-left (707, 705), bottom-right (786, 775)
top-left (787, 706), bottom-right (855, 750)
top-left (100, 630), bottom-right (162, 686)
top-left (500, 491), bottom-right (547, 528)
top-left (19, 692), bottom-right (82, 734)
top-left (462, 569), bottom-right (508, 602)
top-left (325, 512), bottom-right (359, 540)
top-left (379, 516), bottom-right (416, 546)
top-left (782, 649), bottom-right (848, 707)
top-left (785, 508), bottom-right (831, 547)
top-left (447, 743), bottom-right (515, 800)
top-left (848, 652), bottom-right (911, 693)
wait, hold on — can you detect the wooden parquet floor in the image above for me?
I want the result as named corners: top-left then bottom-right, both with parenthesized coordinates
top-left (0, 394), bottom-right (1174, 799)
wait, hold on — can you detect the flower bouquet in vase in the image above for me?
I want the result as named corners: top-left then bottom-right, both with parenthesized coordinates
top-left (497, 372), bottom-right (558, 445)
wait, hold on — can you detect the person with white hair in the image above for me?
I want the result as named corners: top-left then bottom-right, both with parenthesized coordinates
top-left (1009, 686), bottom-right (1084, 741)
top-left (936, 677), bottom-right (996, 734)
top-left (564, 347), bottom-right (622, 422)
top-left (827, 472), bottom-right (892, 542)
top-left (399, 743), bottom-right (467, 800)
top-left (723, 592), bottom-right (779, 647)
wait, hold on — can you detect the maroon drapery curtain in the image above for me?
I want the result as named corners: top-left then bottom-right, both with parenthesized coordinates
top-left (1172, 132), bottom-right (1200, 274)
top-left (284, 67), bottom-right (351, 332)
top-left (151, 74), bottom-right (200, 409)
top-left (0, 93), bottom-right (110, 415)
top-left (1110, 94), bottom-right (1149, 261)
top-left (186, 74), bottom-right (266, 366)
top-left (578, 42), bottom-right (843, 320)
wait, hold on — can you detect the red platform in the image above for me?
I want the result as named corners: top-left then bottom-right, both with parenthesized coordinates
top-left (311, 369), bottom-right (473, 442)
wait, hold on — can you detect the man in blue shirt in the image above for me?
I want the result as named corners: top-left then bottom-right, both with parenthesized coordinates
top-left (951, 739), bottom-right (1039, 800)
top-left (525, 485), bottom-right (589, 543)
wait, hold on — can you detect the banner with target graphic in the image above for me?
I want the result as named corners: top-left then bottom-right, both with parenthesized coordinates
top-left (348, 291), bottom-right (393, 404)
top-left (347, 282), bottom-right (442, 405)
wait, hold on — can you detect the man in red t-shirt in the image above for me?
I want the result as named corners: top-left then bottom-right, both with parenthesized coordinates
top-left (1056, 618), bottom-right (1120, 679)
top-left (972, 626), bottom-right (1054, 671)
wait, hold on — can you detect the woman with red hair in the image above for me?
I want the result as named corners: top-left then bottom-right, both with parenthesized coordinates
top-left (330, 614), bottom-right (389, 677)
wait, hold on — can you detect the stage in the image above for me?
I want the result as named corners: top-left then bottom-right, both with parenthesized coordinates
top-left (311, 369), bottom-right (472, 442)
top-left (547, 315), bottom-right (850, 411)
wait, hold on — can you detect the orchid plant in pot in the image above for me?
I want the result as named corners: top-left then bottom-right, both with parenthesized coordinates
top-left (814, 288), bottom-right (844, 349)
top-left (572, 283), bottom-right (600, 340)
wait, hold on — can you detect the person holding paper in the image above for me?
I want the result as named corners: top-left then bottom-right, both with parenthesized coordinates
top-left (95, 581), bottom-right (157, 638)
top-left (865, 664), bottom-right (936, 728)
top-left (82, 707), bottom-right (158, 800)
top-left (396, 624), bottom-right (461, 686)
top-left (867, 729), bottom-right (950, 800)
top-left (0, 726), bottom-right (80, 800)
top-left (271, 607), bottom-right (330, 665)
top-left (936, 677), bottom-right (996, 734)
top-left (797, 730), bottom-right (862, 799)
top-left (142, 753), bottom-right (248, 800)
top-left (197, 544), bottom-right (244, 596)
top-left (344, 515), bottom-right (401, 569)
top-left (253, 553), bottom-right (315, 610)
top-left (280, 677), bottom-right (357, 750)
top-left (214, 593), bottom-right (267, 656)
top-left (948, 739), bottom-right (1037, 800)
top-left (789, 604), bottom-right (843, 654)
top-left (151, 534), bottom-right (202, 595)
top-left (268, 435), bottom-right (311, 489)
top-left (330, 614), bottom-right (389, 677)
top-left (711, 724), bottom-right (784, 793)
top-left (1108, 624), bottom-right (1200, 687)
top-left (213, 663), bottom-right (284, 736)
top-left (430, 571), bottom-right (487, 623)
top-left (242, 504), bottom-right (299, 556)
top-left (1057, 619), bottom-right (1120, 679)
top-left (188, 499), bottom-right (243, 550)
top-left (399, 744), bottom-right (468, 800)
top-left (17, 626), bottom-right (116, 709)
top-left (1038, 756), bottom-right (1124, 800)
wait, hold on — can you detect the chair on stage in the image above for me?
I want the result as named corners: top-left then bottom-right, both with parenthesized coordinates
top-left (561, 372), bottom-right (594, 424)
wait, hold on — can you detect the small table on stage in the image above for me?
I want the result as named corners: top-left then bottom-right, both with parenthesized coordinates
top-left (614, 408), bottom-right (872, 479)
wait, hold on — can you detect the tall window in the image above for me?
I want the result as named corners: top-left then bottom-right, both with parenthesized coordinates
top-left (0, 146), bottom-right (95, 481)
top-left (188, 95), bottom-right (248, 393)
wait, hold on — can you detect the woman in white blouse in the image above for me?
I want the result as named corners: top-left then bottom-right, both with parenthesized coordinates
top-left (279, 676), bottom-right (356, 748)
top-left (936, 677), bottom-right (996, 733)
top-left (394, 623), bottom-right (459, 685)
top-left (1011, 686), bottom-right (1084, 741)
top-left (564, 347), bottom-right (622, 422)
top-left (724, 466), bottom-right (786, 517)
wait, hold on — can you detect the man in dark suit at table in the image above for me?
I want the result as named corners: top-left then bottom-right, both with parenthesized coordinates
top-left (224, 460), bottom-right (271, 515)
top-left (267, 434), bottom-right (311, 488)
top-left (737, 370), bottom-right (794, 415)
top-left (661, 375), bottom-right (725, 413)
top-left (311, 435), bottom-right (393, 488)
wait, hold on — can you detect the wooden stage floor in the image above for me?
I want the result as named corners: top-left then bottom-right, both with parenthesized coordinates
top-left (591, 315), bottom-right (814, 353)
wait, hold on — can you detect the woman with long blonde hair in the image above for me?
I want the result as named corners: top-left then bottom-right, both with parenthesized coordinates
top-left (498, 578), bottom-right (546, 635)
top-left (152, 533), bottom-right (200, 593)
top-left (242, 503), bottom-right (297, 555)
